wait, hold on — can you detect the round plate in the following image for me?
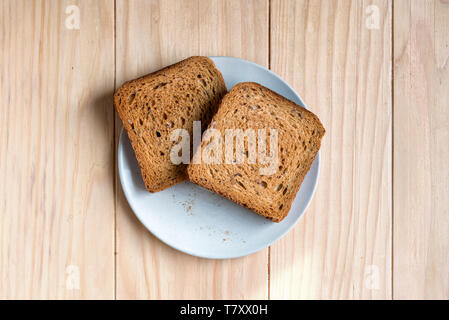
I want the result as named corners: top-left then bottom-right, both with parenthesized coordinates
top-left (118, 56), bottom-right (320, 259)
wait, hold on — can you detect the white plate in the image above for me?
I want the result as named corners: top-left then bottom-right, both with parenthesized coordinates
top-left (118, 56), bottom-right (320, 259)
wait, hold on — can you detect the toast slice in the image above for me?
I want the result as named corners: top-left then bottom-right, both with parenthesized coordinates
top-left (187, 82), bottom-right (325, 222)
top-left (114, 56), bottom-right (227, 192)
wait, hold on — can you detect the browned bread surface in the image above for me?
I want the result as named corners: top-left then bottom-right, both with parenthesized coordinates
top-left (114, 56), bottom-right (227, 192)
top-left (187, 82), bottom-right (325, 222)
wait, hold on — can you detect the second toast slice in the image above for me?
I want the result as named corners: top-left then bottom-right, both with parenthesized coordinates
top-left (187, 82), bottom-right (325, 222)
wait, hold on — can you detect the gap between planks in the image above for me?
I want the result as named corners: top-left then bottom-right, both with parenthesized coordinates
top-left (391, 0), bottom-right (395, 300)
top-left (113, 0), bottom-right (117, 301)
top-left (267, 0), bottom-right (272, 301)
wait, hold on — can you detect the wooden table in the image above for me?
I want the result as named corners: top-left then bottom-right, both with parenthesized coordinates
top-left (1, 0), bottom-right (448, 300)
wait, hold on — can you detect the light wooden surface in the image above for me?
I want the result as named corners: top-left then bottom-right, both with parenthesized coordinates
top-left (270, 0), bottom-right (392, 299)
top-left (0, 0), bottom-right (447, 300)
top-left (0, 0), bottom-right (115, 299)
top-left (114, 0), bottom-right (269, 299)
top-left (393, 0), bottom-right (449, 299)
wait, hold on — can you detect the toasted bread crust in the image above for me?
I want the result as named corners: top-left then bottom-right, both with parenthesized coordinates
top-left (114, 56), bottom-right (227, 192)
top-left (187, 82), bottom-right (325, 222)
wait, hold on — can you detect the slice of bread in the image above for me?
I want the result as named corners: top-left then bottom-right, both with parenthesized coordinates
top-left (187, 82), bottom-right (325, 222)
top-left (114, 56), bottom-right (227, 192)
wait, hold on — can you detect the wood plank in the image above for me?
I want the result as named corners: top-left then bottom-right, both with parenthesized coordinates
top-left (270, 0), bottom-right (392, 299)
top-left (0, 0), bottom-right (115, 299)
top-left (115, 0), bottom-right (269, 299)
top-left (393, 0), bottom-right (449, 299)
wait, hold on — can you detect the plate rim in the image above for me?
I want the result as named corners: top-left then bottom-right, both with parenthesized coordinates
top-left (117, 56), bottom-right (321, 259)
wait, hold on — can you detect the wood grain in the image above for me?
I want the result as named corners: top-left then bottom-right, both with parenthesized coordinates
top-left (114, 0), bottom-right (269, 299)
top-left (269, 0), bottom-right (392, 299)
top-left (1, 0), bottom-right (448, 300)
top-left (0, 0), bottom-right (115, 298)
top-left (393, 0), bottom-right (449, 299)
